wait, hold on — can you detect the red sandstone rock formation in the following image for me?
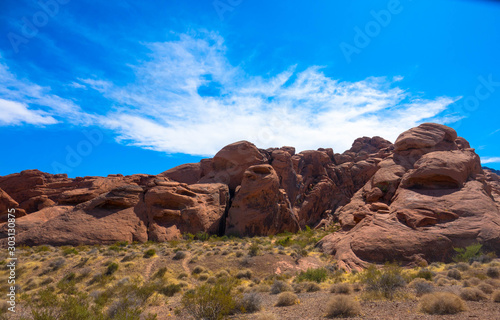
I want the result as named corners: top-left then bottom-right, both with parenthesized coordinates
top-left (0, 122), bottom-right (499, 266)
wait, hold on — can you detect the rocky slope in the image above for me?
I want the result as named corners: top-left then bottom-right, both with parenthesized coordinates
top-left (1, 123), bottom-right (499, 266)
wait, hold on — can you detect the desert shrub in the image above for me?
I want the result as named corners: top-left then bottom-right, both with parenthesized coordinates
top-left (270, 280), bottom-right (292, 294)
top-left (329, 283), bottom-right (352, 295)
top-left (236, 269), bottom-right (252, 280)
top-left (62, 247), bottom-right (79, 256)
top-left (105, 262), bottom-right (119, 276)
top-left (216, 270), bottom-right (230, 278)
top-left (275, 292), bottom-right (298, 307)
top-left (410, 279), bottom-right (434, 297)
top-left (419, 292), bottom-right (466, 315)
top-left (248, 243), bottom-right (260, 257)
top-left (49, 257), bottom-right (66, 271)
top-left (235, 251), bottom-right (244, 258)
top-left (361, 264), bottom-right (406, 299)
top-left (415, 269), bottom-right (434, 281)
top-left (295, 267), bottom-right (328, 283)
top-left (34, 245), bottom-right (51, 253)
top-left (173, 251), bottom-right (187, 260)
top-left (177, 272), bottom-right (189, 279)
top-left (236, 292), bottom-right (262, 313)
top-left (160, 283), bottom-right (182, 297)
top-left (121, 253), bottom-right (137, 262)
top-left (456, 262), bottom-right (470, 271)
top-left (447, 269), bottom-right (462, 280)
top-left (478, 282), bottom-right (494, 294)
top-left (181, 280), bottom-right (235, 320)
top-left (459, 287), bottom-right (487, 301)
top-left (487, 267), bottom-right (500, 279)
top-left (492, 290), bottom-right (500, 302)
top-left (192, 266), bottom-right (206, 275)
top-left (144, 248), bottom-right (156, 258)
top-left (453, 243), bottom-right (483, 263)
top-left (199, 273), bottom-right (210, 281)
top-left (326, 295), bottom-right (361, 318)
top-left (195, 231), bottom-right (211, 241)
top-left (293, 281), bottom-right (320, 293)
top-left (153, 267), bottom-right (168, 279)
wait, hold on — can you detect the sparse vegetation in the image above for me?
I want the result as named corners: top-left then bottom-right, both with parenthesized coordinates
top-left (419, 292), bottom-right (466, 315)
top-left (326, 295), bottom-right (361, 318)
top-left (295, 267), bottom-right (329, 283)
top-left (275, 292), bottom-right (298, 307)
top-left (181, 280), bottom-right (235, 320)
top-left (360, 263), bottom-right (406, 299)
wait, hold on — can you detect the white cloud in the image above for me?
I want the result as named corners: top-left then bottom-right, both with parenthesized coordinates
top-left (0, 98), bottom-right (57, 125)
top-left (0, 59), bottom-right (91, 126)
top-left (482, 157), bottom-right (500, 164)
top-left (84, 32), bottom-right (459, 155)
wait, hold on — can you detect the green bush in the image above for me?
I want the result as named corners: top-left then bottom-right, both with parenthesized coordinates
top-left (248, 243), bottom-right (260, 257)
top-left (296, 268), bottom-right (328, 283)
top-left (361, 264), bottom-right (406, 299)
top-left (181, 280), bottom-right (235, 320)
top-left (453, 243), bottom-right (483, 263)
top-left (62, 247), bottom-right (79, 256)
top-left (105, 262), bottom-right (119, 276)
top-left (160, 283), bottom-right (182, 297)
top-left (144, 249), bottom-right (156, 258)
top-left (415, 269), bottom-right (434, 281)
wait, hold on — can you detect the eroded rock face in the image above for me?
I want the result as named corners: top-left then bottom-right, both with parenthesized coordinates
top-left (1, 122), bottom-right (498, 257)
top-left (317, 123), bottom-right (500, 270)
top-left (143, 182), bottom-right (229, 241)
top-left (225, 165), bottom-right (299, 236)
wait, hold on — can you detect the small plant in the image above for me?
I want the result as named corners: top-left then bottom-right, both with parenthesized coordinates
top-left (105, 262), bottom-right (119, 276)
top-left (144, 248), bottom-right (156, 258)
top-left (453, 243), bottom-right (483, 263)
top-left (236, 269), bottom-right (252, 279)
top-left (62, 247), bottom-right (79, 256)
top-left (410, 279), bottom-right (434, 297)
top-left (326, 295), bottom-right (361, 318)
top-left (181, 280), bottom-right (235, 320)
top-left (459, 287), bottom-right (487, 301)
top-left (173, 251), bottom-right (187, 260)
top-left (160, 283), bottom-right (182, 297)
top-left (478, 283), bottom-right (494, 294)
top-left (415, 269), bottom-right (434, 281)
top-left (487, 267), bottom-right (500, 279)
top-left (447, 269), bottom-right (462, 280)
top-left (419, 292), bottom-right (466, 315)
top-left (295, 267), bottom-right (328, 283)
top-left (275, 292), bottom-right (298, 307)
top-left (360, 263), bottom-right (406, 299)
top-left (236, 292), bottom-right (262, 313)
top-left (248, 243), bottom-right (260, 257)
top-left (330, 283), bottom-right (352, 295)
top-left (270, 280), bottom-right (293, 294)
top-left (153, 267), bottom-right (168, 279)
top-left (192, 266), bottom-right (206, 275)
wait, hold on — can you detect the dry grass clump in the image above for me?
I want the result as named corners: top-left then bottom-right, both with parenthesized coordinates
top-left (236, 292), bottom-right (262, 313)
top-left (173, 251), bottom-right (186, 260)
top-left (270, 280), bottom-right (293, 294)
top-left (487, 267), bottom-right (500, 279)
top-left (492, 290), bottom-right (500, 302)
top-left (447, 269), bottom-right (462, 280)
top-left (329, 283), bottom-right (352, 295)
top-left (192, 266), bottom-right (206, 275)
top-left (275, 292), bottom-right (298, 307)
top-left (419, 292), bottom-right (466, 315)
top-left (459, 287), bottom-right (488, 301)
top-left (325, 295), bottom-right (361, 318)
top-left (293, 281), bottom-right (321, 293)
top-left (409, 278), bottom-right (434, 297)
top-left (216, 270), bottom-right (230, 278)
top-left (236, 269), bottom-right (253, 279)
top-left (478, 282), bottom-right (494, 294)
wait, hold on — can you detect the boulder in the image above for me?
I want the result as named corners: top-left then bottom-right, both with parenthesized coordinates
top-left (225, 165), bottom-right (299, 236)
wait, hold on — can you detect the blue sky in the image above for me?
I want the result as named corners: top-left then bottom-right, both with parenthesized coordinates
top-left (0, 0), bottom-right (499, 177)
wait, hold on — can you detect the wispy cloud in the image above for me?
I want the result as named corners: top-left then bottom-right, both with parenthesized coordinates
top-left (482, 157), bottom-right (500, 164)
top-left (0, 57), bottom-right (91, 125)
top-left (81, 32), bottom-right (459, 155)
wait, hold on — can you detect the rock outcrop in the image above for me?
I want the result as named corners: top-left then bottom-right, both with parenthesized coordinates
top-left (1, 122), bottom-right (499, 265)
top-left (317, 123), bottom-right (500, 270)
